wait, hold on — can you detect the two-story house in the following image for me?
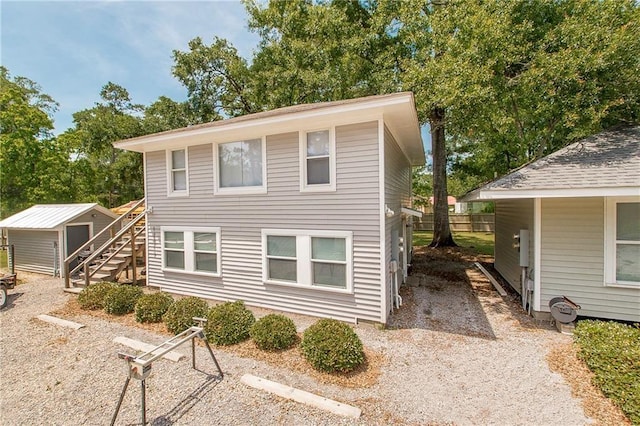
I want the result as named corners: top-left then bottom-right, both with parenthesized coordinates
top-left (115, 92), bottom-right (425, 324)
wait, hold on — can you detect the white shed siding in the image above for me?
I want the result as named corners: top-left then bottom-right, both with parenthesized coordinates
top-left (383, 126), bottom-right (412, 317)
top-left (144, 121), bottom-right (382, 322)
top-left (494, 199), bottom-right (534, 293)
top-left (540, 198), bottom-right (640, 321)
top-left (8, 230), bottom-right (58, 275)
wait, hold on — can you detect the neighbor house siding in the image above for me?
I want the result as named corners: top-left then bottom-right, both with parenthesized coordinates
top-left (540, 198), bottom-right (640, 321)
top-left (383, 125), bottom-right (412, 317)
top-left (144, 121), bottom-right (382, 322)
top-left (8, 230), bottom-right (58, 275)
top-left (494, 199), bottom-right (534, 293)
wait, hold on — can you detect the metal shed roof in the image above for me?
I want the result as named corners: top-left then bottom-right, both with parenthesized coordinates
top-left (0, 204), bottom-right (116, 230)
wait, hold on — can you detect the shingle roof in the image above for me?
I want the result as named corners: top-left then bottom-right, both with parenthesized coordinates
top-left (463, 126), bottom-right (640, 200)
top-left (0, 204), bottom-right (114, 230)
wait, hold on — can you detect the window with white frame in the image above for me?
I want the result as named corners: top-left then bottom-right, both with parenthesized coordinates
top-left (217, 138), bottom-right (265, 192)
top-left (168, 149), bottom-right (188, 195)
top-left (262, 230), bottom-right (352, 292)
top-left (162, 227), bottom-right (221, 275)
top-left (300, 129), bottom-right (336, 191)
top-left (605, 198), bottom-right (640, 287)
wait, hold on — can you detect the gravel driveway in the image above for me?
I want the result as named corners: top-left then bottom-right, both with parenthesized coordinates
top-left (0, 265), bottom-right (591, 426)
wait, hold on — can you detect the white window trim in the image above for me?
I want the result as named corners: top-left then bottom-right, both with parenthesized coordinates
top-left (166, 148), bottom-right (189, 197)
top-left (161, 226), bottom-right (221, 277)
top-left (262, 229), bottom-right (353, 294)
top-left (214, 136), bottom-right (267, 195)
top-left (299, 128), bottom-right (336, 193)
top-left (604, 196), bottom-right (640, 288)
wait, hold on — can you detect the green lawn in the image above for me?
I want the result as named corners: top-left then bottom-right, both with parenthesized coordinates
top-left (413, 231), bottom-right (495, 256)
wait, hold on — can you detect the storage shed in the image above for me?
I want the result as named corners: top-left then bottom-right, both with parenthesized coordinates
top-left (0, 204), bottom-right (117, 277)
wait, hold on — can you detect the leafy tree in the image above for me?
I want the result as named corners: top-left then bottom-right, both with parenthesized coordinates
top-left (68, 82), bottom-right (145, 207)
top-left (0, 67), bottom-right (75, 217)
top-left (170, 0), bottom-right (639, 249)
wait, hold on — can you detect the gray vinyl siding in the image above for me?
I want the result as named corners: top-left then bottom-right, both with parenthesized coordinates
top-left (384, 126), bottom-right (412, 318)
top-left (540, 198), bottom-right (640, 322)
top-left (144, 121), bottom-right (383, 322)
top-left (494, 199), bottom-right (534, 293)
top-left (8, 230), bottom-right (58, 275)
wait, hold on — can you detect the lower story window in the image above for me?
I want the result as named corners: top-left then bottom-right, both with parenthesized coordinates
top-left (263, 230), bottom-right (353, 292)
top-left (162, 227), bottom-right (221, 276)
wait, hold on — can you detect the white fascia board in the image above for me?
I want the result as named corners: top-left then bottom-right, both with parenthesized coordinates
top-left (401, 207), bottom-right (423, 218)
top-left (115, 94), bottom-right (418, 153)
top-left (468, 186), bottom-right (640, 200)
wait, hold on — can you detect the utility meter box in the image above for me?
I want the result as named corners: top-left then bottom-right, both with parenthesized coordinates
top-left (518, 229), bottom-right (530, 267)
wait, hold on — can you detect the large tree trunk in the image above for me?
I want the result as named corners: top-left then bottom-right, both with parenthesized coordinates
top-left (429, 107), bottom-right (456, 247)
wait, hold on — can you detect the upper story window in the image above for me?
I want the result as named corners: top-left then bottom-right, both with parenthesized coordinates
top-left (605, 197), bottom-right (640, 287)
top-left (167, 148), bottom-right (188, 196)
top-left (300, 128), bottom-right (336, 192)
top-left (162, 227), bottom-right (221, 276)
top-left (216, 138), bottom-right (266, 194)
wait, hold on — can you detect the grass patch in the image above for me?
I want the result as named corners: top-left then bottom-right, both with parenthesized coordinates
top-left (574, 320), bottom-right (640, 424)
top-left (413, 231), bottom-right (494, 256)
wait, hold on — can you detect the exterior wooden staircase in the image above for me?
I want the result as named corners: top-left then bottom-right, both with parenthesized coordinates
top-left (64, 199), bottom-right (146, 291)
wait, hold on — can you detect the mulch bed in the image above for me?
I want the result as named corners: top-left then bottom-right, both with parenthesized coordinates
top-left (51, 297), bottom-right (384, 389)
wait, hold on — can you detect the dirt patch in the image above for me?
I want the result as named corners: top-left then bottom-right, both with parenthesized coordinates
top-left (547, 342), bottom-right (631, 425)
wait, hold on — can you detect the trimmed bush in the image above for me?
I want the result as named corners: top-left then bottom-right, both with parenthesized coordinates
top-left (162, 296), bottom-right (209, 335)
top-left (77, 282), bottom-right (118, 310)
top-left (135, 292), bottom-right (174, 323)
top-left (301, 319), bottom-right (365, 373)
top-left (250, 314), bottom-right (297, 351)
top-left (103, 285), bottom-right (144, 315)
top-left (574, 320), bottom-right (640, 424)
top-left (205, 301), bottom-right (255, 346)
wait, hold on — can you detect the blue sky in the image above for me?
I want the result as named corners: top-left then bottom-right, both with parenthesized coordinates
top-left (2, 0), bottom-right (431, 152)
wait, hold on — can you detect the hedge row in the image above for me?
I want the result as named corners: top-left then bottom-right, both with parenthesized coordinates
top-left (77, 286), bottom-right (365, 373)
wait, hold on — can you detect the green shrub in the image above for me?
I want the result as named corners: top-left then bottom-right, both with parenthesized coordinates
top-left (162, 296), bottom-right (209, 335)
top-left (134, 292), bottom-right (174, 323)
top-left (77, 282), bottom-right (118, 310)
top-left (574, 320), bottom-right (640, 424)
top-left (250, 314), bottom-right (298, 351)
top-left (205, 300), bottom-right (255, 346)
top-left (301, 319), bottom-right (365, 373)
top-left (103, 285), bottom-right (144, 315)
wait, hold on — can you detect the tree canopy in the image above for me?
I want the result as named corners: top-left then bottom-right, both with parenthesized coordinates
top-left (2, 0), bottom-right (638, 237)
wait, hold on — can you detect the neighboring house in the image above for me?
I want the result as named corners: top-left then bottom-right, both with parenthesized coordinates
top-left (0, 204), bottom-right (117, 277)
top-left (115, 92), bottom-right (425, 324)
top-left (463, 126), bottom-right (640, 322)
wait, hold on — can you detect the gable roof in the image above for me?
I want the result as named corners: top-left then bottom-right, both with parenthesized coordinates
top-left (463, 126), bottom-right (640, 200)
top-left (114, 92), bottom-right (425, 166)
top-left (0, 203), bottom-right (116, 230)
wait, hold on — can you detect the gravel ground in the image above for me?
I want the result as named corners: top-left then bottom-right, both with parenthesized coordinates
top-left (0, 263), bottom-right (592, 426)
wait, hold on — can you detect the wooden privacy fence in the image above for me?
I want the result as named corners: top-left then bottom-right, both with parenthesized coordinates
top-left (414, 213), bottom-right (495, 232)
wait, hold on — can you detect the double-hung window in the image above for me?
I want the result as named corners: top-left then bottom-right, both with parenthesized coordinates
top-left (216, 138), bottom-right (266, 194)
top-left (300, 129), bottom-right (336, 192)
top-left (605, 197), bottom-right (640, 287)
top-left (168, 148), bottom-right (188, 195)
top-left (162, 227), bottom-right (221, 276)
top-left (262, 230), bottom-right (352, 292)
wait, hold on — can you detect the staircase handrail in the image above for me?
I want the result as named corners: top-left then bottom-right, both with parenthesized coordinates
top-left (85, 225), bottom-right (145, 282)
top-left (69, 212), bottom-right (145, 283)
top-left (64, 198), bottom-right (145, 287)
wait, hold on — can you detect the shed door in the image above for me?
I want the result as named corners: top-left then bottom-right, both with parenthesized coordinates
top-left (66, 225), bottom-right (90, 269)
